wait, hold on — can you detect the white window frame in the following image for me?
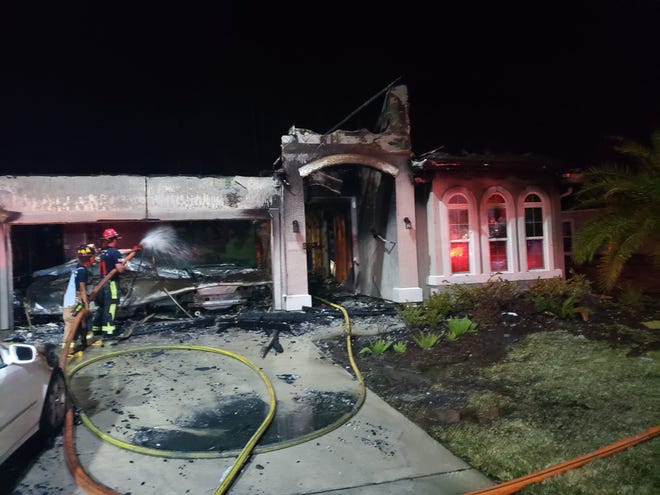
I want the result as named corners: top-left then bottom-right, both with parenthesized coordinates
top-left (480, 187), bottom-right (517, 274)
top-left (518, 190), bottom-right (551, 271)
top-left (440, 187), bottom-right (480, 277)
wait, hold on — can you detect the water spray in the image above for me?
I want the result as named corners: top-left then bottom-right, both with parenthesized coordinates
top-left (62, 225), bottom-right (188, 366)
top-left (71, 225), bottom-right (192, 318)
top-left (139, 225), bottom-right (197, 264)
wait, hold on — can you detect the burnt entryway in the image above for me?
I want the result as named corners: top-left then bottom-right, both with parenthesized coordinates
top-left (305, 199), bottom-right (354, 286)
top-left (303, 165), bottom-right (396, 296)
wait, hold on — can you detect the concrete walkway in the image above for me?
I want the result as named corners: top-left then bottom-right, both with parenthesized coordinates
top-left (10, 320), bottom-right (493, 495)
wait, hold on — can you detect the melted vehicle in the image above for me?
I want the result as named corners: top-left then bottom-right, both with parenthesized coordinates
top-left (0, 343), bottom-right (66, 465)
top-left (22, 256), bottom-right (271, 318)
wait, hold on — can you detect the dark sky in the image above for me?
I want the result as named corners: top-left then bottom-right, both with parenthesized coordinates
top-left (1, 2), bottom-right (657, 176)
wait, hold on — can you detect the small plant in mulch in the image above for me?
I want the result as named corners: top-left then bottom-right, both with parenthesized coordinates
top-left (359, 338), bottom-right (392, 356)
top-left (392, 341), bottom-right (407, 353)
top-left (412, 330), bottom-right (442, 349)
top-left (446, 316), bottom-right (478, 341)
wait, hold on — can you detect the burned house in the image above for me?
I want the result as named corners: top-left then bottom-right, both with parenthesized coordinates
top-left (276, 85), bottom-right (565, 304)
top-left (0, 84), bottom-right (568, 330)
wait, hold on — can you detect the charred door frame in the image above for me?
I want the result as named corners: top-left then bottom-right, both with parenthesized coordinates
top-left (304, 196), bottom-right (357, 287)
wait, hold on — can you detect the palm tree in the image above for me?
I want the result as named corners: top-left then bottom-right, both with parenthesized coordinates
top-left (572, 129), bottom-right (660, 293)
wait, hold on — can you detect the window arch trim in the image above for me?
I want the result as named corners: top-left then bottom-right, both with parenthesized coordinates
top-left (440, 187), bottom-right (480, 275)
top-left (517, 188), bottom-right (552, 271)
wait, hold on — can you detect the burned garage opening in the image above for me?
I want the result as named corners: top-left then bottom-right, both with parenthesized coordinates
top-left (13, 220), bottom-right (272, 323)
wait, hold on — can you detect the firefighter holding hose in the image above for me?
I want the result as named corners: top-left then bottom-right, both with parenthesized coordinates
top-left (62, 243), bottom-right (96, 357)
top-left (91, 228), bottom-right (128, 342)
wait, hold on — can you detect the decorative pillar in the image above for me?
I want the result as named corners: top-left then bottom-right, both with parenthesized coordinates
top-left (392, 172), bottom-right (423, 302)
top-left (280, 158), bottom-right (312, 311)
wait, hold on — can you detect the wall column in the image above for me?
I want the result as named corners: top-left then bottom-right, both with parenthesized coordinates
top-left (280, 164), bottom-right (312, 311)
top-left (392, 172), bottom-right (423, 302)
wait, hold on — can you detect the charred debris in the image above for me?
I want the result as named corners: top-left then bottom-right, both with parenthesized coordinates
top-left (6, 277), bottom-right (399, 358)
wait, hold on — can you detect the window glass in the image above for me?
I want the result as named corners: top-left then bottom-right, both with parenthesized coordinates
top-left (451, 242), bottom-right (469, 272)
top-left (489, 240), bottom-right (507, 271)
top-left (486, 193), bottom-right (508, 271)
top-left (449, 209), bottom-right (469, 240)
top-left (524, 196), bottom-right (544, 269)
top-left (487, 195), bottom-right (507, 239)
top-left (525, 207), bottom-right (543, 237)
top-left (448, 195), bottom-right (467, 204)
top-left (527, 239), bottom-right (544, 269)
top-left (448, 193), bottom-right (470, 273)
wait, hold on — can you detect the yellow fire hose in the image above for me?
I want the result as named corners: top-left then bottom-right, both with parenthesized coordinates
top-left (61, 297), bottom-right (364, 494)
top-left (61, 294), bottom-right (656, 494)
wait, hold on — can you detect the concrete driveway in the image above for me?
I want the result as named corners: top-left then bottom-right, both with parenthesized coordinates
top-left (8, 317), bottom-right (493, 495)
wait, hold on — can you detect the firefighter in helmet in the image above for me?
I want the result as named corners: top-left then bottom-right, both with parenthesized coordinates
top-left (91, 228), bottom-right (127, 341)
top-left (61, 243), bottom-right (96, 359)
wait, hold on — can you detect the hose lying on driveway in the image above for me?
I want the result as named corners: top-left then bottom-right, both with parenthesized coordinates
top-left (64, 345), bottom-right (276, 495)
top-left (61, 297), bottom-right (365, 494)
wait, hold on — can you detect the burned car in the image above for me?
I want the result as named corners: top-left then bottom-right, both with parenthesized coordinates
top-left (21, 256), bottom-right (271, 319)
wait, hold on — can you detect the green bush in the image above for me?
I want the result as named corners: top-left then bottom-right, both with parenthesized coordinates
top-left (446, 316), bottom-right (478, 341)
top-left (616, 283), bottom-right (646, 313)
top-left (397, 291), bottom-right (452, 329)
top-left (413, 330), bottom-right (442, 349)
top-left (528, 270), bottom-right (592, 319)
top-left (449, 276), bottom-right (520, 325)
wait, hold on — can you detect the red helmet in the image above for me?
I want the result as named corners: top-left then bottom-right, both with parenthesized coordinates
top-left (102, 228), bottom-right (121, 240)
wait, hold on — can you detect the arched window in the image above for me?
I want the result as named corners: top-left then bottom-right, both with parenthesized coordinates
top-left (485, 193), bottom-right (509, 272)
top-left (447, 193), bottom-right (470, 273)
top-left (522, 193), bottom-right (546, 270)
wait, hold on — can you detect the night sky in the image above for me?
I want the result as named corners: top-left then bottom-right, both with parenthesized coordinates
top-left (1, 2), bottom-right (657, 177)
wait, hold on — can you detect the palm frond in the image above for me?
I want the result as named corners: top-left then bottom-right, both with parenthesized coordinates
top-left (573, 129), bottom-right (660, 292)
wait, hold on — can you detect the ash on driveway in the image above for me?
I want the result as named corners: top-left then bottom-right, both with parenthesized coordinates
top-left (2, 305), bottom-right (492, 495)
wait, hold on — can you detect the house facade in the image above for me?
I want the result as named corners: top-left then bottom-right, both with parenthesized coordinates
top-left (412, 153), bottom-right (565, 296)
top-left (0, 85), bottom-right (567, 330)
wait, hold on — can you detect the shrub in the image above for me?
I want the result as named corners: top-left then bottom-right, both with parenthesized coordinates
top-left (446, 316), bottom-right (478, 341)
top-left (413, 330), bottom-right (442, 349)
top-left (616, 283), bottom-right (646, 313)
top-left (359, 339), bottom-right (392, 356)
top-left (397, 291), bottom-right (452, 329)
top-left (449, 276), bottom-right (520, 325)
top-left (527, 270), bottom-right (592, 319)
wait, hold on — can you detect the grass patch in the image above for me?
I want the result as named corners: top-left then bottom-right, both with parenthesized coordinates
top-left (431, 331), bottom-right (660, 495)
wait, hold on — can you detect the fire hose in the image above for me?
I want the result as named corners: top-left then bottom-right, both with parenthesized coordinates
top-left (59, 295), bottom-right (366, 494)
top-left (65, 345), bottom-right (277, 495)
top-left (463, 425), bottom-right (660, 495)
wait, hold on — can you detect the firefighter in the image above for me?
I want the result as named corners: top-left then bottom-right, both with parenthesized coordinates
top-left (62, 243), bottom-right (96, 357)
top-left (91, 228), bottom-right (127, 341)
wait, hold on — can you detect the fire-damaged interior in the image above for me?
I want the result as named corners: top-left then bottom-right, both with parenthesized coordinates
top-left (304, 165), bottom-right (395, 296)
top-left (12, 220), bottom-right (272, 322)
